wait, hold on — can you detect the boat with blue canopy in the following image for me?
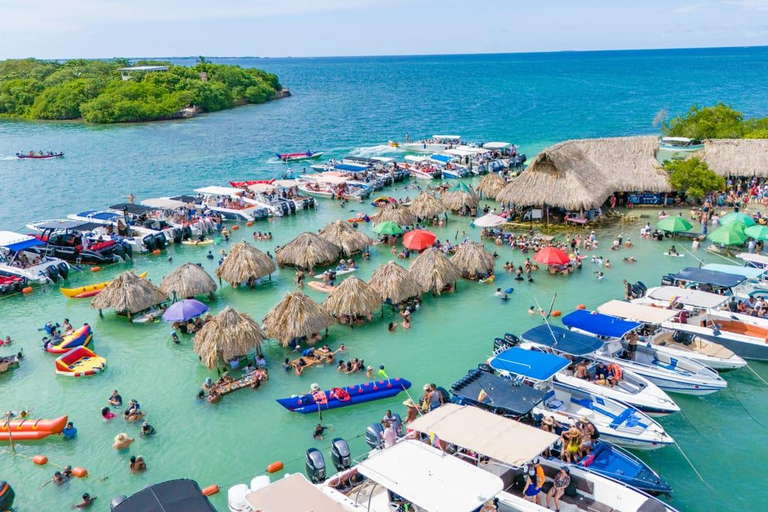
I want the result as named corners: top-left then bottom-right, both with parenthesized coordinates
top-left (562, 310), bottom-right (727, 396)
top-left (661, 267), bottom-right (752, 297)
top-left (514, 327), bottom-right (679, 416)
top-left (488, 347), bottom-right (673, 450)
top-left (701, 263), bottom-right (766, 280)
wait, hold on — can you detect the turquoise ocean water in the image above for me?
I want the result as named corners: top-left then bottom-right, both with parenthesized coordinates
top-left (1, 47), bottom-right (768, 511)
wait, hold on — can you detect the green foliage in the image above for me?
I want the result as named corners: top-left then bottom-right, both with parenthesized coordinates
top-left (0, 58), bottom-right (282, 123)
top-left (664, 157), bottom-right (724, 200)
top-left (663, 103), bottom-right (745, 139)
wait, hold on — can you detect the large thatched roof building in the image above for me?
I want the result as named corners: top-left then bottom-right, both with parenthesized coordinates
top-left (700, 139), bottom-right (768, 177)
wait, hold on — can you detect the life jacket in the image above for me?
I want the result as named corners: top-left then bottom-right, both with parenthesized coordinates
top-left (331, 387), bottom-right (350, 401)
top-left (312, 390), bottom-right (328, 405)
top-left (608, 363), bottom-right (622, 380)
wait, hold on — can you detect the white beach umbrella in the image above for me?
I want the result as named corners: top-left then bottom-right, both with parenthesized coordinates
top-left (473, 213), bottom-right (507, 228)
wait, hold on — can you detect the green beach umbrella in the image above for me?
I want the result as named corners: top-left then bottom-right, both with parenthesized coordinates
top-left (373, 221), bottom-right (404, 235)
top-left (707, 224), bottom-right (747, 246)
top-left (657, 216), bottom-right (693, 233)
top-left (745, 224), bottom-right (768, 241)
top-left (449, 181), bottom-right (472, 193)
top-left (720, 212), bottom-right (756, 227)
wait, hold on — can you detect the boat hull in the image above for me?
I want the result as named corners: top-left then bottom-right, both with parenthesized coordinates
top-left (276, 378), bottom-right (411, 414)
top-left (666, 321), bottom-right (768, 361)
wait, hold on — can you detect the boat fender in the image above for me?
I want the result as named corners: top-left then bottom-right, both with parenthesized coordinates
top-left (576, 304), bottom-right (586, 310)
top-left (266, 461), bottom-right (284, 473)
top-left (551, 310), bottom-right (562, 317)
top-left (22, 287), bottom-right (33, 294)
top-left (57, 263), bottom-right (69, 279)
top-left (246, 221), bottom-right (254, 227)
top-left (202, 484), bottom-right (219, 496)
top-left (152, 249), bottom-right (161, 256)
top-left (32, 455), bottom-right (48, 465)
top-left (72, 467), bottom-right (87, 478)
top-left (232, 225), bottom-right (240, 231)
top-left (91, 267), bottom-right (101, 272)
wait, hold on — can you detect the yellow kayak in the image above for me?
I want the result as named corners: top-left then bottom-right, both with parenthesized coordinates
top-left (60, 271), bottom-right (148, 298)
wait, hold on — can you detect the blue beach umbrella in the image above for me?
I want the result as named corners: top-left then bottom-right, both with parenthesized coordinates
top-left (162, 299), bottom-right (209, 322)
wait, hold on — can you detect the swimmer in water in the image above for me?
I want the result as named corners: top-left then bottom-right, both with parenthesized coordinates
top-left (528, 306), bottom-right (536, 315)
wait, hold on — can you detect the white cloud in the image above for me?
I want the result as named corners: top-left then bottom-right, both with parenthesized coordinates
top-left (721, 0), bottom-right (768, 10)
top-left (672, 4), bottom-right (709, 13)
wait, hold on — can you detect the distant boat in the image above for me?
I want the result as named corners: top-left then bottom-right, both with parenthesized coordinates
top-left (658, 137), bottom-right (703, 152)
top-left (276, 151), bottom-right (323, 162)
top-left (16, 152), bottom-right (64, 159)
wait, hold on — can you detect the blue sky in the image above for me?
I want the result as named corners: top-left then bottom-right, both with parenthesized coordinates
top-left (1, 0), bottom-right (767, 58)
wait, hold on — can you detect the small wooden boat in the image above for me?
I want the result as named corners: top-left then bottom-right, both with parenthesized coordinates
top-left (16, 152), bottom-right (64, 159)
top-left (276, 378), bottom-right (411, 414)
top-left (308, 281), bottom-right (336, 293)
top-left (60, 272), bottom-right (148, 299)
top-left (0, 415), bottom-right (68, 441)
top-left (54, 347), bottom-right (106, 377)
top-left (276, 151), bottom-right (323, 162)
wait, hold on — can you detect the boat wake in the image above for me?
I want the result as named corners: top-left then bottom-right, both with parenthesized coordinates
top-left (0, 155), bottom-right (18, 160)
top-left (349, 144), bottom-right (402, 157)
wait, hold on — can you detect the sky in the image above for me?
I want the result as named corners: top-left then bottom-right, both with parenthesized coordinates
top-left (0, 0), bottom-right (767, 59)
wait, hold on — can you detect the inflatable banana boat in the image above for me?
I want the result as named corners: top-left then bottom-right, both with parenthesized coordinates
top-left (0, 415), bottom-right (68, 441)
top-left (276, 378), bottom-right (411, 414)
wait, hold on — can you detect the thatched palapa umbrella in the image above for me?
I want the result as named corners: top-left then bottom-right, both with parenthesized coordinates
top-left (276, 232), bottom-right (341, 270)
top-left (476, 173), bottom-right (507, 200)
top-left (409, 191), bottom-right (447, 220)
top-left (319, 220), bottom-right (374, 257)
top-left (216, 241), bottom-right (276, 286)
top-left (193, 307), bottom-right (265, 369)
top-left (441, 182), bottom-right (480, 211)
top-left (160, 262), bottom-right (217, 300)
top-left (451, 242), bottom-right (496, 279)
top-left (409, 248), bottom-right (462, 295)
top-left (263, 291), bottom-right (334, 346)
top-left (91, 271), bottom-right (168, 318)
top-left (368, 261), bottom-right (422, 305)
top-left (372, 203), bottom-right (416, 227)
top-left (322, 276), bottom-right (381, 323)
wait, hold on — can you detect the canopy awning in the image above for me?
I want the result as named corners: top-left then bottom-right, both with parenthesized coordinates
top-left (597, 300), bottom-right (678, 324)
top-left (357, 439), bottom-right (502, 512)
top-left (451, 370), bottom-right (545, 416)
top-left (483, 142), bottom-right (512, 149)
top-left (247, 183), bottom-right (276, 193)
top-left (110, 203), bottom-right (157, 214)
top-left (521, 324), bottom-right (604, 355)
top-left (489, 347), bottom-right (570, 381)
top-left (561, 309), bottom-right (641, 338)
top-left (141, 197), bottom-right (188, 209)
top-left (404, 155), bottom-right (430, 163)
top-left (194, 186), bottom-right (243, 196)
top-left (112, 479), bottom-right (215, 512)
top-left (737, 253), bottom-right (768, 267)
top-left (432, 135), bottom-right (461, 140)
top-left (702, 263), bottom-right (766, 279)
top-left (429, 154), bottom-right (453, 163)
top-left (333, 163), bottom-right (369, 172)
top-left (0, 231), bottom-right (44, 251)
top-left (445, 148), bottom-right (479, 157)
top-left (645, 286), bottom-right (729, 309)
top-left (671, 267), bottom-right (746, 288)
top-left (245, 474), bottom-right (349, 512)
top-left (407, 404), bottom-right (558, 467)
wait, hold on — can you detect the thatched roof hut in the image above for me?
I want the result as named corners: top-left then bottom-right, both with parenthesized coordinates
top-left (701, 139), bottom-right (768, 177)
top-left (263, 291), bottom-right (334, 346)
top-left (579, 136), bottom-right (671, 193)
top-left (322, 276), bottom-right (381, 321)
top-left (409, 191), bottom-right (447, 220)
top-left (91, 271), bottom-right (168, 316)
top-left (368, 261), bottom-right (422, 304)
top-left (451, 242), bottom-right (496, 279)
top-left (319, 220), bottom-right (374, 257)
top-left (476, 173), bottom-right (507, 199)
top-left (442, 182), bottom-right (480, 211)
top-left (216, 242), bottom-right (276, 286)
top-left (372, 203), bottom-right (416, 227)
top-left (408, 248), bottom-right (462, 295)
top-left (160, 262), bottom-right (217, 299)
top-left (276, 232), bottom-right (341, 269)
top-left (193, 307), bottom-right (265, 369)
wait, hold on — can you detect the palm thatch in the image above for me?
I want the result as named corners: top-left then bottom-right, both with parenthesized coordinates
top-left (91, 271), bottom-right (168, 315)
top-left (319, 220), bottom-right (374, 257)
top-left (275, 232), bottom-right (341, 269)
top-left (476, 173), bottom-right (507, 199)
top-left (263, 291), bottom-right (334, 346)
top-left (701, 139), bottom-right (768, 177)
top-left (408, 248), bottom-right (462, 295)
top-left (322, 276), bottom-right (381, 320)
top-left (409, 191), bottom-right (447, 220)
top-left (442, 188), bottom-right (480, 211)
top-left (216, 242), bottom-right (276, 286)
top-left (193, 307), bottom-right (265, 369)
top-left (451, 242), bottom-right (496, 279)
top-left (368, 261), bottom-right (422, 304)
top-left (372, 203), bottom-right (416, 227)
top-left (160, 262), bottom-right (217, 299)
top-left (579, 136), bottom-right (671, 193)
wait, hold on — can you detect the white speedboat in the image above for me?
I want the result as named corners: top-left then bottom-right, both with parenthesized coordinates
top-left (194, 186), bottom-right (272, 221)
top-left (0, 231), bottom-right (70, 284)
top-left (393, 134), bottom-right (463, 153)
top-left (562, 309), bottom-right (727, 396)
top-left (489, 347), bottom-right (673, 450)
top-left (403, 156), bottom-right (440, 179)
top-left (659, 136), bottom-right (704, 152)
top-left (428, 154), bottom-right (472, 178)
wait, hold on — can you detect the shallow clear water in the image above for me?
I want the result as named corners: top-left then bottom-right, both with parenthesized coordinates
top-left (1, 48), bottom-right (768, 511)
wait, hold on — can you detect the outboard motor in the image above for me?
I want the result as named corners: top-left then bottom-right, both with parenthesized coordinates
top-left (331, 437), bottom-right (351, 471)
top-left (142, 234), bottom-right (157, 252)
top-left (46, 265), bottom-right (59, 283)
top-left (227, 484), bottom-right (251, 512)
top-left (155, 235), bottom-right (166, 250)
top-left (120, 241), bottom-right (133, 259)
top-left (109, 494), bottom-right (127, 511)
top-left (183, 226), bottom-right (193, 240)
top-left (660, 274), bottom-right (675, 287)
top-left (477, 363), bottom-right (494, 374)
top-left (173, 228), bottom-right (183, 244)
top-left (57, 262), bottom-right (69, 279)
top-left (365, 422), bottom-right (384, 449)
top-left (0, 481), bottom-right (14, 511)
top-left (630, 281), bottom-right (648, 298)
top-left (305, 447), bottom-right (326, 483)
top-left (112, 244), bottom-right (126, 262)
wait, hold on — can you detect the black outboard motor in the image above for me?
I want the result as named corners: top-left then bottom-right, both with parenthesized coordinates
top-left (172, 228), bottom-right (183, 244)
top-left (0, 480), bottom-right (15, 511)
top-left (305, 447), bottom-right (326, 483)
top-left (365, 422), bottom-right (384, 449)
top-left (660, 273), bottom-right (675, 286)
top-left (143, 234), bottom-right (157, 252)
top-left (110, 494), bottom-right (127, 510)
top-left (46, 265), bottom-right (59, 283)
top-left (331, 438), bottom-right (351, 471)
top-left (57, 262), bottom-right (69, 279)
top-left (120, 241), bottom-right (133, 259)
top-left (630, 281), bottom-right (648, 298)
top-left (183, 226), bottom-right (193, 240)
top-left (154, 235), bottom-right (166, 250)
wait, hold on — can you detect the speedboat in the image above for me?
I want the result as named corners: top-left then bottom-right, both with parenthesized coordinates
top-left (562, 310), bottom-right (727, 396)
top-left (276, 151), bottom-right (324, 162)
top-left (16, 151), bottom-right (63, 159)
top-left (393, 135), bottom-right (463, 153)
top-left (30, 226), bottom-right (132, 265)
top-left (506, 328), bottom-right (680, 416)
top-left (0, 231), bottom-right (69, 284)
top-left (658, 137), bottom-right (704, 152)
top-left (67, 207), bottom-right (179, 251)
top-left (488, 347), bottom-right (673, 450)
top-left (402, 156), bottom-right (441, 179)
top-left (194, 186), bottom-right (271, 221)
top-left (598, 300), bottom-right (746, 371)
top-left (428, 154), bottom-right (472, 178)
top-left (660, 266), bottom-right (764, 300)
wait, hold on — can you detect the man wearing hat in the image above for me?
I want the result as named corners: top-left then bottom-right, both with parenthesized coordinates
top-left (403, 398), bottom-right (419, 424)
top-left (113, 433), bottom-right (134, 450)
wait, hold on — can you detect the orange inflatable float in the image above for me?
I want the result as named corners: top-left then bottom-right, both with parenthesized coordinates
top-left (0, 415), bottom-right (68, 441)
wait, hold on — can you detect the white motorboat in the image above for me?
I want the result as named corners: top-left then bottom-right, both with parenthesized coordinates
top-left (393, 134), bottom-right (463, 153)
top-left (658, 136), bottom-right (704, 152)
top-left (402, 156), bottom-right (440, 179)
top-left (598, 300), bottom-right (747, 371)
top-left (562, 309), bottom-right (727, 396)
top-left (194, 186), bottom-right (272, 221)
top-left (428, 154), bottom-right (472, 178)
top-left (0, 231), bottom-right (70, 284)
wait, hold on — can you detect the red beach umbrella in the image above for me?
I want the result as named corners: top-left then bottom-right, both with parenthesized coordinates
top-left (403, 229), bottom-right (437, 251)
top-left (533, 246), bottom-right (570, 266)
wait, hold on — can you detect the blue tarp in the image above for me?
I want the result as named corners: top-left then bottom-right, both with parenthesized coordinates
top-left (430, 154), bottom-right (453, 163)
top-left (671, 267), bottom-right (745, 288)
top-left (333, 163), bottom-right (369, 171)
top-left (4, 238), bottom-right (44, 252)
top-left (489, 347), bottom-right (570, 381)
top-left (520, 325), bottom-right (603, 356)
top-left (702, 264), bottom-right (765, 280)
top-left (561, 310), bottom-right (640, 338)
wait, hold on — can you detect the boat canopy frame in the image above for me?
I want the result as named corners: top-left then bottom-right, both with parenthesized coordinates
top-left (520, 324), bottom-right (604, 356)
